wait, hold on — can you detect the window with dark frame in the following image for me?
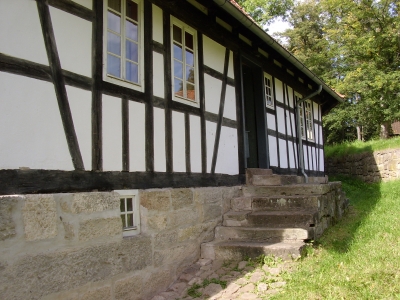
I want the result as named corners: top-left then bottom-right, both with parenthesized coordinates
top-left (264, 73), bottom-right (274, 108)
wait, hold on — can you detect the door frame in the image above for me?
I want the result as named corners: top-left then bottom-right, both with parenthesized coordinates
top-left (239, 56), bottom-right (269, 169)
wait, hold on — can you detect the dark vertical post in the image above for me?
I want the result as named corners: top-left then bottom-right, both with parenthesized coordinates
top-left (37, 0), bottom-right (84, 170)
top-left (122, 96), bottom-right (129, 171)
top-left (197, 34), bottom-right (207, 173)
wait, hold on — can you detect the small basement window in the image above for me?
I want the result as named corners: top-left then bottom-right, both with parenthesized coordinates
top-left (115, 189), bottom-right (140, 236)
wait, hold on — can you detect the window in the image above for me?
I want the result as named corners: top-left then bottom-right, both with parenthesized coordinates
top-left (264, 73), bottom-right (274, 108)
top-left (104, 0), bottom-right (143, 90)
top-left (296, 93), bottom-right (314, 140)
top-left (115, 190), bottom-right (140, 236)
top-left (171, 18), bottom-right (199, 106)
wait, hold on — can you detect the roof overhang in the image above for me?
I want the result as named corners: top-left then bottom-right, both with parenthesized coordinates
top-left (213, 0), bottom-right (344, 108)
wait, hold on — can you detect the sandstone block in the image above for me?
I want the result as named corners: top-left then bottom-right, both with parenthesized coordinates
top-left (142, 269), bottom-right (173, 299)
top-left (80, 286), bottom-right (111, 300)
top-left (147, 214), bottom-right (168, 231)
top-left (171, 188), bottom-right (193, 210)
top-left (194, 187), bottom-right (222, 204)
top-left (63, 221), bottom-right (75, 240)
top-left (203, 203), bottom-right (222, 222)
top-left (141, 190), bottom-right (171, 212)
top-left (22, 194), bottom-right (57, 241)
top-left (154, 230), bottom-right (178, 248)
top-left (79, 217), bottom-right (122, 241)
top-left (0, 236), bottom-right (152, 299)
top-left (167, 208), bottom-right (198, 229)
top-left (60, 192), bottom-right (119, 214)
top-left (114, 274), bottom-right (143, 300)
top-left (0, 196), bottom-right (18, 241)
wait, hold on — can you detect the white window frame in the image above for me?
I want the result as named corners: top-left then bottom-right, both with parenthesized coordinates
top-left (103, 0), bottom-right (144, 92)
top-left (171, 17), bottom-right (200, 108)
top-left (115, 189), bottom-right (140, 237)
top-left (263, 72), bottom-right (274, 108)
top-left (296, 92), bottom-right (314, 141)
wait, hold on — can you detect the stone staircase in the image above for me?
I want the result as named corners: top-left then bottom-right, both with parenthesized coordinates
top-left (201, 168), bottom-right (345, 261)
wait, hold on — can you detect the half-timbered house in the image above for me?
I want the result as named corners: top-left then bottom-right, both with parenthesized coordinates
top-left (0, 0), bottom-right (344, 299)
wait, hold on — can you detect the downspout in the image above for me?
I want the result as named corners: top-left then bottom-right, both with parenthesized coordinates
top-left (296, 85), bottom-right (322, 183)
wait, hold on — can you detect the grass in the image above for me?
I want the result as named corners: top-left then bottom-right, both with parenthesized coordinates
top-left (324, 136), bottom-right (400, 159)
top-left (272, 176), bottom-right (400, 299)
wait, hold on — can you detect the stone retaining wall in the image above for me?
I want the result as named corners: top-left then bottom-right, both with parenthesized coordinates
top-left (325, 148), bottom-right (400, 183)
top-left (0, 186), bottom-right (241, 300)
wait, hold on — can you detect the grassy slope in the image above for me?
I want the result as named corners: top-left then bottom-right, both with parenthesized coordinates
top-left (325, 136), bottom-right (400, 159)
top-left (272, 176), bottom-right (400, 300)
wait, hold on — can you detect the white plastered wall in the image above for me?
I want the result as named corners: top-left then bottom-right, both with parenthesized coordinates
top-left (190, 115), bottom-right (202, 173)
top-left (268, 135), bottom-right (278, 167)
top-left (0, 73), bottom-right (73, 170)
top-left (50, 6), bottom-right (92, 77)
top-left (267, 113), bottom-right (276, 131)
top-left (154, 107), bottom-right (166, 172)
top-left (152, 4), bottom-right (163, 44)
top-left (204, 74), bottom-right (222, 114)
top-left (276, 107), bottom-right (285, 134)
top-left (0, 0), bottom-right (48, 65)
top-left (279, 139), bottom-right (288, 168)
top-left (223, 85), bottom-right (236, 121)
top-left (153, 52), bottom-right (165, 98)
top-left (215, 127), bottom-right (238, 175)
top-left (203, 36), bottom-right (225, 74)
top-left (129, 101), bottom-right (146, 172)
top-left (172, 111), bottom-right (186, 172)
top-left (206, 121), bottom-right (216, 172)
top-left (67, 86), bottom-right (92, 170)
top-left (275, 79), bottom-right (284, 103)
top-left (102, 95), bottom-right (122, 171)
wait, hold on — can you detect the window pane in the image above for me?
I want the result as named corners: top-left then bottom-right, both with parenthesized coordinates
top-left (126, 198), bottom-right (133, 211)
top-left (127, 213), bottom-right (134, 227)
top-left (186, 83), bottom-right (195, 101)
top-left (174, 78), bottom-right (183, 96)
top-left (108, 11), bottom-right (121, 33)
top-left (108, 0), bottom-right (121, 12)
top-left (108, 32), bottom-right (121, 55)
top-left (174, 61), bottom-right (183, 79)
top-left (126, 61), bottom-right (138, 83)
top-left (126, 20), bottom-right (138, 41)
top-left (126, 0), bottom-right (138, 21)
top-left (186, 66), bottom-right (194, 83)
top-left (121, 214), bottom-right (126, 227)
top-left (185, 49), bottom-right (194, 66)
top-left (173, 43), bottom-right (183, 61)
top-left (185, 32), bottom-right (194, 50)
top-left (107, 54), bottom-right (121, 77)
top-left (173, 25), bottom-right (182, 43)
top-left (126, 40), bottom-right (138, 62)
top-left (120, 198), bottom-right (125, 212)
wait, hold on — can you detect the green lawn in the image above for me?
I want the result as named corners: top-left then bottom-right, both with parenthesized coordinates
top-left (272, 176), bottom-right (400, 299)
top-left (325, 136), bottom-right (400, 159)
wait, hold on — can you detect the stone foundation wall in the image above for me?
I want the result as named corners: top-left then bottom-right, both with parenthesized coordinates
top-left (325, 148), bottom-right (400, 182)
top-left (315, 182), bottom-right (349, 239)
top-left (0, 186), bottom-right (242, 300)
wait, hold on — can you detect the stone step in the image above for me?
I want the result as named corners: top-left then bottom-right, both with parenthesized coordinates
top-left (201, 240), bottom-right (305, 261)
top-left (243, 184), bottom-right (332, 197)
top-left (231, 195), bottom-right (320, 211)
top-left (252, 195), bottom-right (320, 211)
top-left (214, 226), bottom-right (312, 243)
top-left (251, 174), bottom-right (303, 186)
top-left (223, 210), bottom-right (317, 228)
top-left (246, 168), bottom-right (273, 185)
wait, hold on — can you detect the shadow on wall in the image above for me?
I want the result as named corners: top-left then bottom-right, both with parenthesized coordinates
top-left (325, 147), bottom-right (400, 183)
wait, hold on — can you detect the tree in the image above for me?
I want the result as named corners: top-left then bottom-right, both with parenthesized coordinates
top-left (277, 0), bottom-right (400, 143)
top-left (235, 0), bottom-right (294, 27)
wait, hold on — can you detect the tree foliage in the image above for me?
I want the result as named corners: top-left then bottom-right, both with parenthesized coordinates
top-left (277, 0), bottom-right (400, 143)
top-left (235, 0), bottom-right (294, 27)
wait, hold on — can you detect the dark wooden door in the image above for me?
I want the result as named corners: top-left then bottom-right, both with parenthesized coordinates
top-left (241, 60), bottom-right (268, 169)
